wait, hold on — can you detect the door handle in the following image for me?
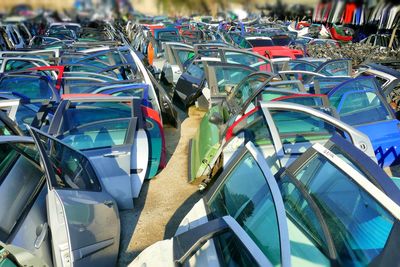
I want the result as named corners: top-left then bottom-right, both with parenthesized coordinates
top-left (104, 200), bottom-right (114, 207)
top-left (103, 151), bottom-right (128, 157)
top-left (35, 222), bottom-right (48, 249)
top-left (192, 84), bottom-right (200, 89)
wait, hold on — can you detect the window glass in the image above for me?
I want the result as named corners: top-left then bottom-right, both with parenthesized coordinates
top-left (232, 109), bottom-right (272, 146)
top-left (271, 110), bottom-right (337, 147)
top-left (275, 96), bottom-right (324, 107)
top-left (279, 175), bottom-right (329, 254)
top-left (314, 77), bottom-right (350, 94)
top-left (0, 143), bottom-right (43, 236)
top-left (184, 232), bottom-right (258, 266)
top-left (225, 52), bottom-right (272, 72)
top-left (269, 82), bottom-right (302, 92)
top-left (329, 78), bottom-right (391, 125)
top-left (0, 76), bottom-right (52, 100)
top-left (5, 61), bottom-right (37, 72)
top-left (337, 91), bottom-right (390, 125)
top-left (61, 119), bottom-right (130, 150)
top-left (145, 117), bottom-right (162, 178)
top-left (0, 117), bottom-right (13, 136)
top-left (36, 131), bottom-right (101, 191)
top-left (228, 74), bottom-right (269, 108)
top-left (62, 101), bottom-right (131, 130)
top-left (288, 62), bottom-right (317, 72)
top-left (177, 50), bottom-right (194, 65)
top-left (186, 62), bottom-right (204, 80)
top-left (214, 67), bottom-right (253, 94)
top-left (294, 153), bottom-right (395, 266)
top-left (247, 39), bottom-right (274, 47)
top-left (318, 61), bottom-right (350, 76)
top-left (283, 73), bottom-right (315, 83)
top-left (208, 153), bottom-right (281, 266)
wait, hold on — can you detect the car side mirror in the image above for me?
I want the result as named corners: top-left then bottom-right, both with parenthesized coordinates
top-left (209, 112), bottom-right (224, 125)
top-left (224, 85), bottom-right (234, 95)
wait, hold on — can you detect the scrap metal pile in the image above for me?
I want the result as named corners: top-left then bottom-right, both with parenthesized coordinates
top-left (1, 0), bottom-right (400, 266)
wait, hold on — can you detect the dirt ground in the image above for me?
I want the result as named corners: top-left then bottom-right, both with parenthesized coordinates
top-left (117, 106), bottom-right (205, 266)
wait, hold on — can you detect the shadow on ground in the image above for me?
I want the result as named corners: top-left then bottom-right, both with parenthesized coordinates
top-left (117, 106), bottom-right (205, 266)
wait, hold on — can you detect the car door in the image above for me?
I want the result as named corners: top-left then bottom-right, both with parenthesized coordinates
top-left (203, 62), bottom-right (256, 107)
top-left (203, 142), bottom-right (291, 267)
top-left (48, 97), bottom-right (149, 209)
top-left (327, 76), bottom-right (400, 167)
top-left (280, 139), bottom-right (400, 266)
top-left (223, 102), bottom-right (375, 174)
top-left (29, 127), bottom-right (120, 267)
top-left (260, 102), bottom-right (376, 168)
top-left (175, 60), bottom-right (206, 106)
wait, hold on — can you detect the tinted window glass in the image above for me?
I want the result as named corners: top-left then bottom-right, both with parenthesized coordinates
top-left (247, 39), bottom-right (274, 47)
top-left (61, 119), bottom-right (130, 150)
top-left (184, 231), bottom-right (258, 266)
top-left (337, 91), bottom-right (390, 125)
top-left (228, 74), bottom-right (269, 108)
top-left (294, 153), bottom-right (395, 266)
top-left (0, 143), bottom-right (42, 236)
top-left (214, 67), bottom-right (254, 94)
top-left (0, 76), bottom-right (52, 100)
top-left (318, 61), bottom-right (350, 76)
top-left (208, 153), bottom-right (281, 265)
top-left (0, 117), bottom-right (13, 136)
top-left (225, 52), bottom-right (271, 72)
top-left (62, 101), bottom-right (131, 131)
top-left (186, 62), bottom-right (204, 80)
top-left (270, 110), bottom-right (339, 152)
top-left (36, 132), bottom-right (101, 191)
top-left (232, 109), bottom-right (272, 146)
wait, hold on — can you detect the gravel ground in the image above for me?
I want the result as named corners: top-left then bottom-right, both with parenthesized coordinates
top-left (117, 106), bottom-right (205, 266)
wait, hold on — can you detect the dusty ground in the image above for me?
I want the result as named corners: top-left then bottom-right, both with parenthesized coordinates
top-left (117, 106), bottom-right (206, 266)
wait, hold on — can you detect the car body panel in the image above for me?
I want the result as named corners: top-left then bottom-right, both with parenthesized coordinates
top-left (29, 127), bottom-right (120, 267)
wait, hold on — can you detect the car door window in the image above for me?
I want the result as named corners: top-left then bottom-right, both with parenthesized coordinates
top-left (293, 153), bottom-right (395, 266)
top-left (214, 67), bottom-right (254, 94)
top-left (318, 61), bottom-right (351, 76)
top-left (0, 76), bottom-right (53, 100)
top-left (184, 231), bottom-right (259, 266)
top-left (329, 78), bottom-right (392, 125)
top-left (225, 52), bottom-right (272, 72)
top-left (0, 142), bottom-right (43, 238)
top-left (314, 77), bottom-right (350, 94)
top-left (36, 131), bottom-right (101, 191)
top-left (4, 60), bottom-right (37, 72)
top-left (186, 62), bottom-right (204, 80)
top-left (288, 62), bottom-right (317, 72)
top-left (270, 110), bottom-right (338, 150)
top-left (337, 91), bottom-right (390, 125)
top-left (231, 108), bottom-right (273, 147)
top-left (0, 118), bottom-right (13, 136)
top-left (208, 152), bottom-right (282, 266)
top-left (228, 74), bottom-right (269, 108)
